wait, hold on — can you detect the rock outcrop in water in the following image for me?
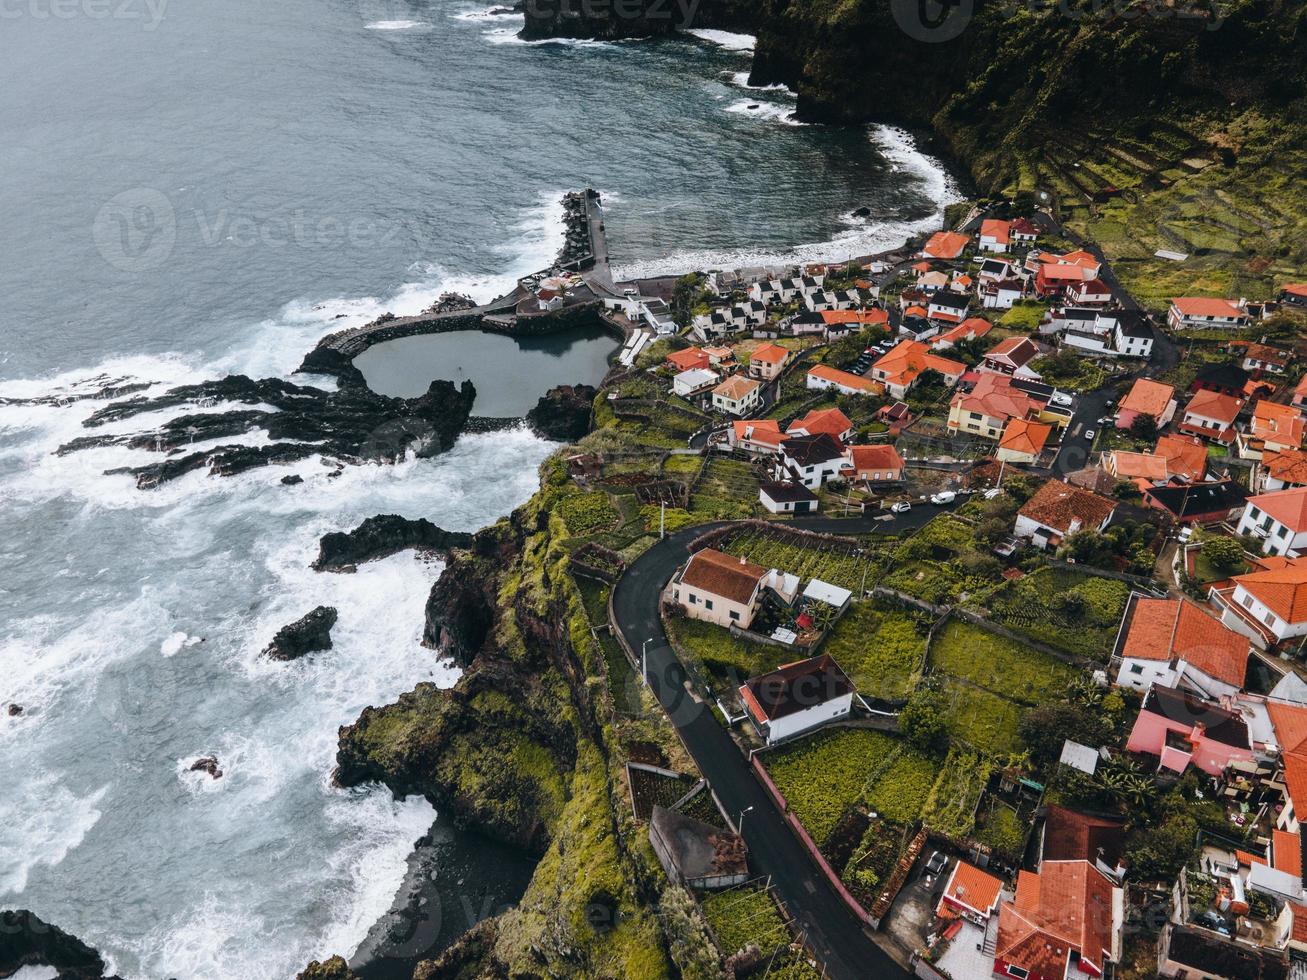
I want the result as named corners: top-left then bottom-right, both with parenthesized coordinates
top-left (525, 383), bottom-right (596, 443)
top-left (0, 909), bottom-right (119, 979)
top-left (264, 606), bottom-right (338, 661)
top-left (520, 0), bottom-right (754, 39)
top-left (189, 756), bottom-right (223, 779)
top-left (313, 515), bottom-right (475, 573)
top-left (55, 375), bottom-right (476, 488)
top-left (295, 956), bottom-right (358, 980)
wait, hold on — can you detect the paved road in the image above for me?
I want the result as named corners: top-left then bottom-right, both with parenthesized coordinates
top-left (611, 507), bottom-right (966, 978)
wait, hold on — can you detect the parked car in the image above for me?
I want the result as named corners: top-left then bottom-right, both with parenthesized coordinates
top-left (1051, 392), bottom-right (1073, 407)
top-left (1084, 429), bottom-right (1096, 441)
top-left (924, 851), bottom-right (948, 878)
top-left (930, 491), bottom-right (957, 505)
top-left (890, 501), bottom-right (912, 514)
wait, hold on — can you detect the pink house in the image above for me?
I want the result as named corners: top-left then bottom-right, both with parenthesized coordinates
top-left (1126, 685), bottom-right (1252, 776)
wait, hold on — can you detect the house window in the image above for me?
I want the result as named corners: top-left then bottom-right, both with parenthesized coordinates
top-left (1243, 594), bottom-right (1255, 609)
top-left (1130, 664), bottom-right (1144, 674)
top-left (730, 611), bottom-right (740, 621)
top-left (688, 594), bottom-right (698, 605)
top-left (1266, 612), bottom-right (1277, 626)
top-left (704, 599), bottom-right (714, 610)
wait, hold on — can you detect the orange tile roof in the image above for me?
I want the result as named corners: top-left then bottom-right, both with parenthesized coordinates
top-left (1268, 700), bottom-right (1307, 815)
top-left (1109, 451), bottom-right (1170, 482)
top-left (790, 407), bottom-right (854, 440)
top-left (1274, 829), bottom-right (1303, 879)
top-left (1019, 480), bottom-right (1116, 535)
top-left (953, 372), bottom-right (1040, 423)
top-left (1248, 487), bottom-right (1307, 533)
top-left (819, 308), bottom-right (889, 326)
top-left (750, 342), bottom-right (790, 366)
top-left (848, 444), bottom-right (904, 474)
top-left (980, 218), bottom-right (1011, 245)
top-left (1119, 596), bottom-right (1249, 688)
top-left (732, 419), bottom-right (784, 448)
top-left (985, 336), bottom-right (1043, 367)
top-left (1233, 555), bottom-right (1307, 623)
top-left (904, 304), bottom-right (929, 318)
top-left (1060, 250), bottom-right (1100, 268)
top-left (1285, 284), bottom-right (1307, 298)
top-left (923, 231), bottom-right (970, 259)
top-left (1185, 389), bottom-right (1243, 425)
top-left (1265, 449), bottom-right (1307, 487)
top-left (873, 340), bottom-right (965, 389)
top-left (1172, 296), bottom-right (1245, 318)
top-left (938, 861), bottom-right (1005, 917)
top-left (1292, 904), bottom-right (1307, 944)
top-left (666, 347), bottom-right (709, 371)
top-left (680, 548), bottom-right (766, 605)
top-left (1155, 434), bottom-right (1208, 481)
top-left (806, 364), bottom-right (880, 394)
top-left (713, 375), bottom-right (761, 401)
top-left (1119, 378), bottom-right (1176, 418)
top-left (1039, 264), bottom-right (1092, 282)
top-left (934, 317), bottom-right (993, 347)
top-left (997, 863), bottom-right (1114, 978)
top-left (1000, 418), bottom-right (1053, 456)
top-left (1253, 401), bottom-right (1306, 446)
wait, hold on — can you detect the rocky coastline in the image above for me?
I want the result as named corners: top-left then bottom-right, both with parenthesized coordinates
top-left (313, 515), bottom-right (476, 573)
top-left (0, 909), bottom-right (121, 979)
top-left (55, 375), bottom-right (476, 488)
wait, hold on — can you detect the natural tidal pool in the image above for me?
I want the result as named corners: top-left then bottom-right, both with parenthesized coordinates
top-left (354, 325), bottom-right (619, 416)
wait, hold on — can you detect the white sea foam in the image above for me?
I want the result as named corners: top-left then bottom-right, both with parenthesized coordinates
top-left (481, 27), bottom-right (617, 49)
top-left (0, 774), bottom-right (107, 896)
top-left (724, 98), bottom-right (803, 126)
top-left (726, 70), bottom-right (794, 95)
top-left (686, 29), bottom-right (755, 51)
top-left (451, 4), bottom-right (520, 23)
top-left (11, 967), bottom-right (60, 980)
top-left (365, 20), bottom-right (433, 31)
top-left (612, 126), bottom-right (963, 280)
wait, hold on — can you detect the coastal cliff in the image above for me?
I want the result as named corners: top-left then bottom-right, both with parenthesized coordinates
top-left (519, 0), bottom-right (755, 38)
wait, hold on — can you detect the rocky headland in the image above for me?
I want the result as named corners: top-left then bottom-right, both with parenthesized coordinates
top-left (55, 375), bottom-right (476, 488)
top-left (263, 606), bottom-right (338, 661)
top-left (0, 910), bottom-right (121, 979)
top-left (313, 515), bottom-right (475, 573)
top-left (525, 383), bottom-right (596, 443)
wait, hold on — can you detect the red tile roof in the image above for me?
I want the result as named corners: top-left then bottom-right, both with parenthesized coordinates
top-left (980, 218), bottom-right (1011, 245)
top-left (741, 654), bottom-right (854, 722)
top-left (873, 340), bottom-right (965, 390)
top-left (732, 419), bottom-right (784, 449)
top-left (1155, 434), bottom-right (1208, 482)
top-left (1232, 556), bottom-right (1307, 624)
top-left (750, 342), bottom-right (791, 366)
top-left (1172, 296), bottom-right (1245, 318)
top-left (666, 347), bottom-right (710, 372)
top-left (848, 444), bottom-right (904, 474)
top-left (1252, 401), bottom-right (1306, 446)
top-left (1119, 378), bottom-right (1176, 418)
top-left (923, 231), bottom-right (970, 259)
top-left (1265, 449), bottom-right (1307, 487)
top-left (1268, 700), bottom-right (1307, 817)
top-left (680, 548), bottom-right (766, 605)
top-left (1247, 487), bottom-right (1307, 533)
top-left (996, 863), bottom-right (1115, 978)
top-left (819, 308), bottom-right (889, 326)
top-left (1019, 480), bottom-right (1116, 535)
top-left (1119, 596), bottom-right (1249, 688)
top-left (806, 364), bottom-right (880, 394)
top-left (1185, 389), bottom-right (1243, 425)
top-left (789, 407), bottom-right (854, 440)
top-left (985, 336), bottom-right (1043, 368)
top-left (938, 861), bottom-right (1005, 917)
top-left (1273, 829), bottom-right (1302, 879)
top-left (1000, 418), bottom-right (1053, 456)
top-left (954, 373), bottom-right (1041, 423)
top-left (1109, 451), bottom-right (1169, 482)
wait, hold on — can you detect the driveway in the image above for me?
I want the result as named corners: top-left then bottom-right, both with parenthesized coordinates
top-left (612, 520), bottom-right (913, 979)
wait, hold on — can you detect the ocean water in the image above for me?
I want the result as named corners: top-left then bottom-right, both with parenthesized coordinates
top-left (0, 2), bottom-right (961, 977)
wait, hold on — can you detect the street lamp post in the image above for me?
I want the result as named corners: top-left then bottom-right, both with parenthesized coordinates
top-left (641, 637), bottom-right (654, 687)
top-left (737, 805), bottom-right (754, 836)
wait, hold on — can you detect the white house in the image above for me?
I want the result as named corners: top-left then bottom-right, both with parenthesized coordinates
top-left (641, 298), bottom-right (677, 334)
top-left (978, 218), bottom-right (1011, 253)
top-left (749, 280), bottom-right (782, 305)
top-left (691, 310), bottom-right (732, 342)
top-left (979, 337), bottom-right (1045, 380)
top-left (1114, 315), bottom-right (1154, 358)
top-left (978, 258), bottom-right (1014, 283)
top-left (775, 278), bottom-right (803, 303)
top-left (740, 655), bottom-right (855, 745)
top-left (672, 368), bottom-right (719, 397)
top-left (798, 275), bottom-right (824, 300)
top-left (1236, 488), bottom-right (1307, 556)
top-left (711, 376), bottom-right (763, 417)
top-left (776, 433), bottom-right (847, 489)
top-left (926, 290), bottom-right (971, 324)
top-left (1212, 556), bottom-right (1307, 649)
top-left (979, 278), bottom-right (1025, 310)
top-left (1065, 278), bottom-right (1113, 306)
top-left (758, 481), bottom-right (819, 515)
top-left (1167, 296), bottom-right (1253, 331)
top-left (672, 548), bottom-right (768, 629)
top-left (1113, 594), bottom-right (1249, 700)
top-left (1015, 480), bottom-right (1117, 550)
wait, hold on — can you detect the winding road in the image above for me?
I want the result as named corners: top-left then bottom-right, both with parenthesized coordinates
top-left (611, 508), bottom-right (959, 979)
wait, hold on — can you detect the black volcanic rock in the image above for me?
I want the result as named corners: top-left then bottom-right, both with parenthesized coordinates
top-left (422, 553), bottom-right (496, 667)
top-left (525, 384), bottom-right (595, 443)
top-left (55, 375), bottom-right (476, 488)
top-left (6, 704), bottom-right (20, 717)
top-left (189, 756), bottom-right (223, 779)
top-left (521, 0), bottom-right (754, 39)
top-left (313, 515), bottom-right (474, 573)
top-left (0, 909), bottom-right (117, 979)
top-left (295, 956), bottom-right (358, 980)
top-left (263, 606), bottom-right (338, 661)
top-left (281, 474), bottom-right (304, 486)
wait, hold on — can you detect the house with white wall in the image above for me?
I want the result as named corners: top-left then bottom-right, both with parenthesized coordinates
top-left (1236, 488), bottom-right (1307, 556)
top-left (1015, 480), bottom-right (1117, 550)
top-left (740, 654), bottom-right (855, 745)
top-left (1112, 593), bottom-right (1249, 699)
top-left (670, 548), bottom-right (795, 629)
top-left (1212, 556), bottom-right (1307, 649)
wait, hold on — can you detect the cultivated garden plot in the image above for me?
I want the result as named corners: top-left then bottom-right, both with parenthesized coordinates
top-left (980, 567), bottom-right (1130, 660)
top-left (720, 531), bottom-right (886, 594)
top-left (821, 601), bottom-right (928, 703)
top-left (689, 457), bottom-right (761, 519)
top-left (667, 616), bottom-right (782, 691)
top-left (700, 883), bottom-right (790, 960)
top-left (936, 678), bottom-right (1026, 755)
top-left (928, 620), bottom-right (1080, 706)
